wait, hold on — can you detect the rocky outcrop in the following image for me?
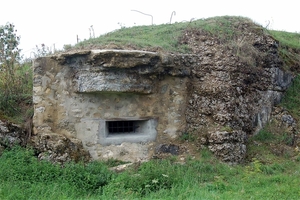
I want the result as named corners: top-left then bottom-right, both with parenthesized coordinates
top-left (180, 25), bottom-right (293, 162)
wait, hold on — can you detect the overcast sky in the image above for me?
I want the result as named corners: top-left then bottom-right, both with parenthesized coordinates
top-left (1, 0), bottom-right (299, 58)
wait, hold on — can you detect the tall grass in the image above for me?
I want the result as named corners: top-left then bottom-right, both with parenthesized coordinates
top-left (0, 146), bottom-right (299, 199)
top-left (0, 63), bottom-right (33, 123)
top-left (0, 146), bottom-right (113, 199)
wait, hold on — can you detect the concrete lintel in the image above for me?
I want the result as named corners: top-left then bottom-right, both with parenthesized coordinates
top-left (91, 49), bottom-right (158, 55)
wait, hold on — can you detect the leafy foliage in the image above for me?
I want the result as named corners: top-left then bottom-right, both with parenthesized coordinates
top-left (0, 23), bottom-right (20, 65)
top-left (0, 23), bottom-right (32, 122)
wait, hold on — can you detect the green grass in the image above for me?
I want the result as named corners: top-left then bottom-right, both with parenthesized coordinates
top-left (268, 30), bottom-right (300, 72)
top-left (0, 146), bottom-right (113, 199)
top-left (281, 74), bottom-right (300, 121)
top-left (72, 15), bottom-right (300, 73)
top-left (270, 30), bottom-right (300, 50)
top-left (74, 16), bottom-right (260, 53)
top-left (0, 146), bottom-right (299, 199)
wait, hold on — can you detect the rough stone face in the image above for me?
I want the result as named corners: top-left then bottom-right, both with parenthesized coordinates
top-left (155, 144), bottom-right (180, 155)
top-left (30, 132), bottom-right (90, 164)
top-left (270, 106), bottom-right (299, 146)
top-left (96, 142), bottom-right (150, 163)
top-left (33, 23), bottom-right (293, 163)
top-left (0, 119), bottom-right (90, 164)
top-left (0, 120), bottom-right (27, 148)
top-left (208, 131), bottom-right (247, 163)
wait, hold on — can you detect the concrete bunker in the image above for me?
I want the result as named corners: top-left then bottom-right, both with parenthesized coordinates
top-left (33, 41), bottom-right (292, 163)
top-left (33, 49), bottom-right (189, 162)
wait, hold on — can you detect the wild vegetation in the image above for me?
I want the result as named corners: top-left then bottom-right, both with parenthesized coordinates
top-left (1, 16), bottom-right (300, 199)
top-left (74, 16), bottom-right (261, 53)
top-left (0, 23), bottom-right (33, 123)
top-left (0, 143), bottom-right (299, 199)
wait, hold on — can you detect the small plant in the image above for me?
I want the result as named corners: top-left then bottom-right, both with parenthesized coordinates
top-left (252, 129), bottom-right (275, 142)
top-left (281, 75), bottom-right (300, 123)
top-left (180, 132), bottom-right (195, 141)
top-left (279, 132), bottom-right (295, 146)
top-left (63, 44), bottom-right (72, 51)
top-left (245, 158), bottom-right (262, 176)
top-left (221, 125), bottom-right (233, 132)
top-left (32, 44), bottom-right (53, 58)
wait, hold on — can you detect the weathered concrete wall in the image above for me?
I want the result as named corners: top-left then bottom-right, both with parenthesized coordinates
top-left (33, 30), bottom-right (293, 164)
top-left (33, 50), bottom-right (189, 162)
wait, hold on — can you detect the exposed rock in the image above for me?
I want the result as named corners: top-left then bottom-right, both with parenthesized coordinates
top-left (109, 163), bottom-right (133, 173)
top-left (208, 131), bottom-right (247, 163)
top-left (269, 106), bottom-right (299, 146)
top-left (155, 144), bottom-right (180, 155)
top-left (0, 120), bottom-right (27, 148)
top-left (30, 132), bottom-right (90, 164)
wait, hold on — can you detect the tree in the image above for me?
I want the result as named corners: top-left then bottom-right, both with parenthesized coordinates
top-left (0, 22), bottom-right (21, 68)
top-left (0, 23), bottom-right (22, 116)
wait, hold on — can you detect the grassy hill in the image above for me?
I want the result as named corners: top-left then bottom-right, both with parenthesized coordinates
top-left (70, 15), bottom-right (300, 73)
top-left (1, 16), bottom-right (300, 199)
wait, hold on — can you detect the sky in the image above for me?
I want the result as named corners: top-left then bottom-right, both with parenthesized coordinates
top-left (1, 0), bottom-right (299, 58)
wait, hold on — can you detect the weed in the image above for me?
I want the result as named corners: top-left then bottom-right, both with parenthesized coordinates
top-left (221, 126), bottom-right (233, 132)
top-left (281, 75), bottom-right (300, 122)
top-left (180, 132), bottom-right (195, 141)
top-left (252, 129), bottom-right (275, 142)
top-left (279, 132), bottom-right (295, 146)
top-left (245, 158), bottom-right (262, 175)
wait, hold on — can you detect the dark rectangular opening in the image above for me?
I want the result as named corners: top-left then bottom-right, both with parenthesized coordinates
top-left (99, 118), bottom-right (157, 145)
top-left (107, 121), bottom-right (139, 134)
